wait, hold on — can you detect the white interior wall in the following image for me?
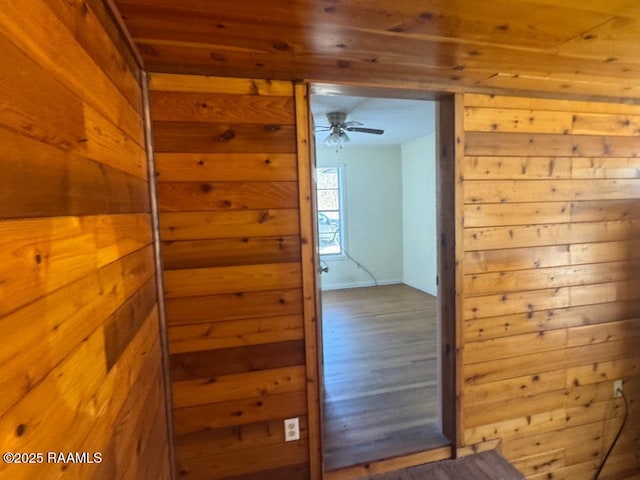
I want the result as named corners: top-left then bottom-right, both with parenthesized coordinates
top-left (401, 134), bottom-right (438, 295)
top-left (317, 145), bottom-right (403, 290)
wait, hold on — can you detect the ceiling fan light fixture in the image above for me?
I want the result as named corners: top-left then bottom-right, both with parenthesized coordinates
top-left (324, 127), bottom-right (349, 149)
top-left (323, 131), bottom-right (340, 147)
top-left (317, 110), bottom-right (382, 150)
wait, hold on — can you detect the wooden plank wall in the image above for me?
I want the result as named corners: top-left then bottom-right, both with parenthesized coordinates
top-left (0, 1), bottom-right (171, 478)
top-left (149, 73), bottom-right (310, 479)
top-left (461, 93), bottom-right (640, 480)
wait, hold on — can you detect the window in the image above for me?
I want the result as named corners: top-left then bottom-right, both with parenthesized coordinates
top-left (316, 166), bottom-right (344, 256)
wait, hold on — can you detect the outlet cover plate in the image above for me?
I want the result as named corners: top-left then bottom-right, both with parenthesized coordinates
top-left (284, 417), bottom-right (300, 442)
top-left (614, 379), bottom-right (623, 398)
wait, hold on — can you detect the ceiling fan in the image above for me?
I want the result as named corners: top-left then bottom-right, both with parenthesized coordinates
top-left (315, 111), bottom-right (384, 148)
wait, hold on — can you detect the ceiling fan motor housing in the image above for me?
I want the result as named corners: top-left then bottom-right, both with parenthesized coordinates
top-left (326, 111), bottom-right (347, 126)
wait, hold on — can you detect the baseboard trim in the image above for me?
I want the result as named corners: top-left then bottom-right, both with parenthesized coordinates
top-left (320, 279), bottom-right (402, 291)
top-left (324, 445), bottom-right (452, 480)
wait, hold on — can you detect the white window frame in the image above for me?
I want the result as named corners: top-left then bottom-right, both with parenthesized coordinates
top-left (316, 165), bottom-right (346, 257)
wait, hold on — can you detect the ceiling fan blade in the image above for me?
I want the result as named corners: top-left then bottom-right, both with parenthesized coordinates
top-left (314, 125), bottom-right (332, 131)
top-left (345, 127), bottom-right (385, 135)
top-left (343, 121), bottom-right (363, 127)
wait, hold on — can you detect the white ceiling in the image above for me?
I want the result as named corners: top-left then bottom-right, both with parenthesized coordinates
top-left (311, 94), bottom-right (436, 146)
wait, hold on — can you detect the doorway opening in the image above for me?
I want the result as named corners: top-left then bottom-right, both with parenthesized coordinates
top-left (310, 88), bottom-right (456, 472)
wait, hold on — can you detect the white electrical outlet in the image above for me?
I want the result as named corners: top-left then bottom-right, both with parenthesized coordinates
top-left (614, 379), bottom-right (623, 398)
top-left (284, 417), bottom-right (300, 442)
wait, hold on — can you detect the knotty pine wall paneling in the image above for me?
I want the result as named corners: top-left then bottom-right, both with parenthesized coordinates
top-left (0, 0), bottom-right (171, 479)
top-left (461, 94), bottom-right (640, 479)
top-left (149, 73), bottom-right (312, 479)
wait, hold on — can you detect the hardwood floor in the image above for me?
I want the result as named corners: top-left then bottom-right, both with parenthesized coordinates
top-left (321, 284), bottom-right (447, 471)
top-left (367, 451), bottom-right (525, 480)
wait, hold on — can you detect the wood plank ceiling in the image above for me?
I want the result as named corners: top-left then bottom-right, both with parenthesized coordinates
top-left (114, 0), bottom-right (640, 100)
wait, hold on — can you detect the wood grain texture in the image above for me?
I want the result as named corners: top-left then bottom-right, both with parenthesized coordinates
top-left (168, 314), bottom-right (304, 355)
top-left (159, 209), bottom-right (300, 240)
top-left (164, 262), bottom-right (301, 298)
top-left (148, 73), bottom-right (293, 96)
top-left (173, 393), bottom-right (308, 434)
top-left (0, 126), bottom-right (150, 218)
top-left (114, 0), bottom-right (640, 99)
top-left (321, 286), bottom-right (446, 471)
top-left (150, 91), bottom-right (295, 124)
top-left (366, 450), bottom-right (524, 480)
top-left (162, 236), bottom-right (301, 270)
top-left (440, 94), bottom-right (465, 446)
top-left (157, 181), bottom-right (298, 211)
top-left (0, 2), bottom-right (169, 478)
top-left (155, 153), bottom-right (297, 182)
top-left (165, 288), bottom-right (303, 326)
top-left (153, 122), bottom-right (297, 154)
top-left (460, 93), bottom-right (640, 480)
top-left (172, 365), bottom-right (306, 409)
top-left (170, 340), bottom-right (305, 381)
top-left (294, 83), bottom-right (322, 480)
top-left (0, 0), bottom-right (144, 144)
top-left (150, 73), bottom-right (309, 479)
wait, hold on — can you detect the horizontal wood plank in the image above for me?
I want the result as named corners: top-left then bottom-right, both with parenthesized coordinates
top-left (464, 179), bottom-right (640, 204)
top-left (463, 300), bottom-right (640, 341)
top-left (464, 370), bottom-right (566, 409)
top-left (159, 209), bottom-right (300, 240)
top-left (466, 132), bottom-right (640, 158)
top-left (465, 245), bottom-right (571, 274)
top-left (464, 338), bottom-right (638, 385)
top-left (175, 418), bottom-right (308, 460)
top-left (172, 365), bottom-right (306, 408)
top-left (463, 156), bottom-right (571, 180)
top-left (465, 220), bottom-right (640, 251)
top-left (572, 112), bottom-right (640, 136)
top-left (162, 236), bottom-right (301, 270)
top-left (165, 289), bottom-right (303, 326)
top-left (149, 73), bottom-right (293, 96)
top-left (173, 393), bottom-right (307, 434)
top-left (150, 91), bottom-right (295, 124)
top-left (463, 94), bottom-right (640, 116)
top-left (0, 246), bottom-right (155, 417)
top-left (170, 340), bottom-right (305, 380)
top-left (152, 122), bottom-right (296, 153)
top-left (571, 240), bottom-right (640, 265)
top-left (0, 33), bottom-right (85, 152)
top-left (0, 127), bottom-right (150, 218)
top-left (465, 199), bottom-right (640, 227)
top-left (571, 157), bottom-right (640, 179)
top-left (168, 314), bottom-right (304, 354)
top-left (464, 107), bottom-right (573, 134)
top-left (176, 439), bottom-right (308, 480)
top-left (464, 202), bottom-right (571, 227)
top-left (0, 1), bottom-right (144, 146)
top-left (464, 260), bottom-right (639, 297)
top-left (42, 0), bottom-right (142, 110)
top-left (104, 276), bottom-right (158, 371)
top-left (157, 181), bottom-right (298, 211)
top-left (84, 104), bottom-right (148, 180)
top-left (464, 330), bottom-right (567, 365)
top-left (163, 262), bottom-right (302, 298)
top-left (464, 288), bottom-right (570, 320)
top-left (569, 279), bottom-right (640, 305)
top-left (0, 216), bottom-right (152, 317)
top-left (155, 153), bottom-right (297, 182)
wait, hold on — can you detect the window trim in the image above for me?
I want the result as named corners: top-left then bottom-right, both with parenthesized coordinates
top-left (316, 165), bottom-right (346, 258)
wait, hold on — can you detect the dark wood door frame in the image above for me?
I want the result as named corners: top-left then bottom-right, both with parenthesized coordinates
top-left (300, 83), bottom-right (461, 477)
top-left (436, 95), bottom-right (462, 450)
